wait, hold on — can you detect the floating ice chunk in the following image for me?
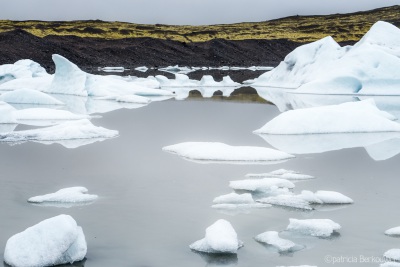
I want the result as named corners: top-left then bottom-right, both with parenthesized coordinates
top-left (314, 191), bottom-right (353, 204)
top-left (134, 66), bottom-right (148, 72)
top-left (0, 119), bottom-right (118, 143)
top-left (213, 192), bottom-right (254, 204)
top-left (15, 108), bottom-right (90, 123)
top-left (220, 76), bottom-right (241, 87)
top-left (100, 66), bottom-right (125, 72)
top-left (246, 169), bottom-right (314, 180)
top-left (156, 74), bottom-right (198, 87)
top-left (385, 226), bottom-right (400, 236)
top-left (4, 214), bottom-right (86, 267)
top-left (286, 218), bottom-right (341, 237)
top-left (190, 219), bottom-right (243, 254)
top-left (95, 94), bottom-right (151, 104)
top-left (229, 178), bottom-right (295, 192)
top-left (130, 76), bottom-right (160, 89)
top-left (0, 101), bottom-right (17, 123)
top-left (384, 249), bottom-right (400, 262)
top-left (163, 142), bottom-right (295, 164)
top-left (14, 59), bottom-right (49, 77)
top-left (0, 89), bottom-right (64, 105)
top-left (298, 191), bottom-right (323, 204)
top-left (255, 231), bottom-right (296, 252)
top-left (254, 99), bottom-right (400, 135)
top-left (0, 76), bottom-right (53, 92)
top-left (28, 187), bottom-right (98, 205)
top-left (159, 65), bottom-right (195, 75)
top-left (47, 54), bottom-right (88, 96)
top-left (199, 75), bottom-right (220, 87)
top-left (0, 59), bottom-right (48, 85)
top-left (258, 195), bottom-right (313, 210)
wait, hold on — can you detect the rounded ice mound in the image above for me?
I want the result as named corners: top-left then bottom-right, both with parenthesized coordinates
top-left (385, 226), bottom-right (400, 236)
top-left (254, 231), bottom-right (296, 252)
top-left (384, 249), bottom-right (400, 262)
top-left (4, 214), bottom-right (87, 267)
top-left (28, 187), bottom-right (98, 204)
top-left (213, 192), bottom-right (254, 205)
top-left (286, 218), bottom-right (341, 237)
top-left (190, 219), bottom-right (243, 254)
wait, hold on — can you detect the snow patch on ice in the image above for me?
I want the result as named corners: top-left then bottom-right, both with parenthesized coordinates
top-left (286, 218), bottom-right (341, 237)
top-left (254, 231), bottom-right (297, 252)
top-left (28, 187), bottom-right (98, 205)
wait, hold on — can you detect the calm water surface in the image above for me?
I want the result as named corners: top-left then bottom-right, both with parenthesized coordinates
top-left (0, 97), bottom-right (399, 267)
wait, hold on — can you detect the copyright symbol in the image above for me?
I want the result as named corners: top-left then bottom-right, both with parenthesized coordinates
top-left (325, 255), bottom-right (333, 264)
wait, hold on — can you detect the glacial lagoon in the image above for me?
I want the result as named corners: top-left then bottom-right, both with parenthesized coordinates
top-left (1, 90), bottom-right (400, 266)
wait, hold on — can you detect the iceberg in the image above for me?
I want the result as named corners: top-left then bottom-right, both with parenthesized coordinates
top-left (314, 191), bottom-right (353, 204)
top-left (254, 231), bottom-right (297, 252)
top-left (286, 218), bottom-right (341, 237)
top-left (385, 226), bottom-right (400, 236)
top-left (190, 219), bottom-right (243, 254)
top-left (246, 169), bottom-right (314, 180)
top-left (4, 214), bottom-right (86, 267)
top-left (15, 108), bottom-right (90, 123)
top-left (162, 142), bottom-right (295, 164)
top-left (159, 65), bottom-right (195, 75)
top-left (0, 119), bottom-right (118, 144)
top-left (213, 192), bottom-right (254, 204)
top-left (249, 21), bottom-right (400, 96)
top-left (257, 195), bottom-right (313, 210)
top-left (134, 66), bottom-right (148, 72)
top-left (0, 59), bottom-right (48, 85)
top-left (0, 76), bottom-right (53, 93)
top-left (156, 74), bottom-right (198, 88)
top-left (254, 99), bottom-right (400, 135)
top-left (28, 187), bottom-right (98, 205)
top-left (199, 75), bottom-right (241, 87)
top-left (0, 101), bottom-right (17, 123)
top-left (229, 178), bottom-right (295, 191)
top-left (0, 89), bottom-right (64, 105)
top-left (384, 249), bottom-right (400, 262)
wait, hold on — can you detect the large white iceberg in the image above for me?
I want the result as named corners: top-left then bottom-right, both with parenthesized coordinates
top-left (190, 219), bottom-right (243, 254)
top-left (162, 142), bottom-right (295, 164)
top-left (286, 218), bottom-right (341, 237)
top-left (4, 214), bottom-right (86, 267)
top-left (254, 231), bottom-right (297, 252)
top-left (0, 89), bottom-right (64, 105)
top-left (254, 99), bottom-right (400, 135)
top-left (28, 187), bottom-right (98, 205)
top-left (249, 21), bottom-right (400, 96)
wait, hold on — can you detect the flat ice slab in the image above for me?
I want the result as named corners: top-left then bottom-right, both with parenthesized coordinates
top-left (254, 99), bottom-right (400, 135)
top-left (314, 191), bottom-right (353, 204)
top-left (246, 169), bottom-right (314, 180)
top-left (286, 218), bottom-right (341, 237)
top-left (0, 89), bottom-right (64, 105)
top-left (190, 219), bottom-right (243, 254)
top-left (229, 178), bottom-right (295, 192)
top-left (4, 214), bottom-right (87, 267)
top-left (254, 231), bottom-right (297, 252)
top-left (163, 142), bottom-right (295, 164)
top-left (258, 195), bottom-right (313, 210)
top-left (28, 187), bottom-right (98, 206)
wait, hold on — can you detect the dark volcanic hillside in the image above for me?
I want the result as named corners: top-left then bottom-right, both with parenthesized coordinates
top-left (0, 29), bottom-right (301, 70)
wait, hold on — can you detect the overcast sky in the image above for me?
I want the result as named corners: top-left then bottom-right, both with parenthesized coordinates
top-left (2, 0), bottom-right (400, 25)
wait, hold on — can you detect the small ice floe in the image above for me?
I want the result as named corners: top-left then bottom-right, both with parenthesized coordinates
top-left (190, 219), bottom-right (243, 254)
top-left (314, 191), bottom-right (353, 204)
top-left (385, 226), bottom-right (400, 236)
top-left (156, 74), bottom-right (198, 87)
top-left (211, 192), bottom-right (271, 212)
top-left (0, 89), bottom-right (64, 105)
top-left (258, 195), bottom-right (313, 210)
top-left (254, 99), bottom-right (400, 135)
top-left (384, 249), bottom-right (400, 262)
top-left (254, 231), bottom-right (297, 252)
top-left (199, 75), bottom-right (241, 87)
top-left (95, 94), bottom-right (151, 104)
top-left (28, 187), bottom-right (98, 207)
top-left (99, 66), bottom-right (125, 72)
top-left (4, 214), bottom-right (86, 267)
top-left (15, 108), bottom-right (91, 124)
top-left (134, 66), bottom-right (148, 72)
top-left (286, 218), bottom-right (341, 237)
top-left (0, 59), bottom-right (48, 85)
top-left (229, 178), bottom-right (295, 192)
top-left (246, 169), bottom-right (314, 180)
top-left (159, 65), bottom-right (195, 74)
top-left (0, 119), bottom-right (118, 145)
top-left (162, 142), bottom-right (295, 164)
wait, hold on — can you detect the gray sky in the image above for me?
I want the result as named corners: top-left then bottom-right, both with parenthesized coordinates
top-left (2, 0), bottom-right (400, 25)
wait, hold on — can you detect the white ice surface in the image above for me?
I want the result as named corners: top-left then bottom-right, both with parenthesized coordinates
top-left (0, 89), bottom-right (64, 105)
top-left (0, 101), bottom-right (17, 123)
top-left (14, 108), bottom-right (90, 122)
top-left (163, 142), bottom-right (295, 163)
top-left (254, 231), bottom-right (296, 252)
top-left (384, 249), bottom-right (400, 262)
top-left (4, 214), bottom-right (86, 267)
top-left (134, 66), bottom-right (148, 72)
top-left (28, 187), bottom-right (98, 204)
top-left (246, 169), bottom-right (314, 180)
top-left (258, 195), bottom-right (313, 210)
top-left (254, 99), bottom-right (400, 135)
top-left (0, 76), bottom-right (53, 92)
top-left (190, 219), bottom-right (243, 254)
top-left (286, 218), bottom-right (341, 237)
top-left (229, 178), bottom-right (295, 192)
top-left (314, 191), bottom-right (353, 204)
top-left (385, 226), bottom-right (400, 236)
top-left (213, 192), bottom-right (254, 204)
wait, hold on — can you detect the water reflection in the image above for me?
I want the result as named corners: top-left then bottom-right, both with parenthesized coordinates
top-left (194, 252), bottom-right (238, 267)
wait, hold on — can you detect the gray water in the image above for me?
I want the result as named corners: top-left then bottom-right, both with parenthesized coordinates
top-left (1, 98), bottom-right (400, 267)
